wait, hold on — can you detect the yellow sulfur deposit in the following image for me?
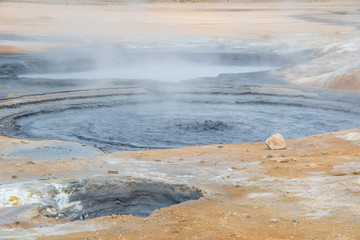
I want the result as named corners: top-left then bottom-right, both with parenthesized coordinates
top-left (9, 196), bottom-right (20, 202)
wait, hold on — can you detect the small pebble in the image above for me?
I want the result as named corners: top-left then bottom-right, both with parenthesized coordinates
top-left (278, 159), bottom-right (289, 163)
top-left (11, 175), bottom-right (18, 179)
top-left (270, 219), bottom-right (279, 223)
top-left (292, 220), bottom-right (297, 223)
top-left (353, 170), bottom-right (360, 175)
top-left (281, 154), bottom-right (285, 157)
top-left (267, 154), bottom-right (273, 158)
top-left (155, 159), bottom-right (162, 162)
top-left (322, 152), bottom-right (328, 155)
top-left (108, 170), bottom-right (119, 174)
top-left (81, 143), bottom-right (86, 146)
top-left (218, 145), bottom-right (224, 148)
top-left (246, 215), bottom-right (252, 218)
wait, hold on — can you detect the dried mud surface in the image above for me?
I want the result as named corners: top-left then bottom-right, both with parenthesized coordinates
top-left (0, 129), bottom-right (359, 239)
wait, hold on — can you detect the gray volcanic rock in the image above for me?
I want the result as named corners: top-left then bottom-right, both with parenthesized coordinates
top-left (265, 133), bottom-right (287, 150)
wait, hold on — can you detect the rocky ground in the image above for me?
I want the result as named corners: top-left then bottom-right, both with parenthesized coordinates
top-left (0, 129), bottom-right (359, 239)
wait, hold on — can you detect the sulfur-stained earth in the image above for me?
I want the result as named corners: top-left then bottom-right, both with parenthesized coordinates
top-left (0, 128), bottom-right (359, 240)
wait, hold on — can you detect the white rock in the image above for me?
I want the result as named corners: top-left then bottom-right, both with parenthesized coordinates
top-left (265, 133), bottom-right (287, 150)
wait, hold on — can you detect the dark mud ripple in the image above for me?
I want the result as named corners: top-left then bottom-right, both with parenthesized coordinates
top-left (173, 120), bottom-right (233, 132)
top-left (0, 48), bottom-right (359, 151)
top-left (0, 84), bottom-right (359, 152)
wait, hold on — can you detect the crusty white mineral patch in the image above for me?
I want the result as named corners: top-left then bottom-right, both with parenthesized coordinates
top-left (334, 129), bottom-right (360, 143)
top-left (342, 132), bottom-right (360, 141)
top-left (0, 182), bottom-right (82, 217)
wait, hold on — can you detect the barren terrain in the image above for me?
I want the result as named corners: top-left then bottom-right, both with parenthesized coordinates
top-left (0, 1), bottom-right (360, 239)
top-left (0, 129), bottom-right (359, 239)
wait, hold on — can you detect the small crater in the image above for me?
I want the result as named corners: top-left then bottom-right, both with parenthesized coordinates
top-left (44, 178), bottom-right (203, 221)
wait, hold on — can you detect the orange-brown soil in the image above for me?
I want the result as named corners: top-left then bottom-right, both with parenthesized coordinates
top-left (0, 129), bottom-right (359, 239)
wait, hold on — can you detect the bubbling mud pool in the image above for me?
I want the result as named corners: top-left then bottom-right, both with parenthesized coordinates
top-left (0, 47), bottom-right (359, 152)
top-left (15, 98), bottom-right (360, 151)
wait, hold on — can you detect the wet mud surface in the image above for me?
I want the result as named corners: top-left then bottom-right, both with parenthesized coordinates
top-left (65, 178), bottom-right (203, 220)
top-left (1, 48), bottom-right (360, 151)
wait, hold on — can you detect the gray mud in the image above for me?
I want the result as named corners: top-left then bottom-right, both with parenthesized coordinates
top-left (61, 178), bottom-right (203, 220)
top-left (0, 47), bottom-right (359, 151)
top-left (0, 177), bottom-right (203, 223)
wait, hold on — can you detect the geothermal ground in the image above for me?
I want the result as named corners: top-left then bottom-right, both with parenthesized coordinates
top-left (0, 1), bottom-right (360, 240)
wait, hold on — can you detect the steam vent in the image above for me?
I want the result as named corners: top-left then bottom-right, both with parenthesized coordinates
top-left (0, 1), bottom-right (360, 239)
